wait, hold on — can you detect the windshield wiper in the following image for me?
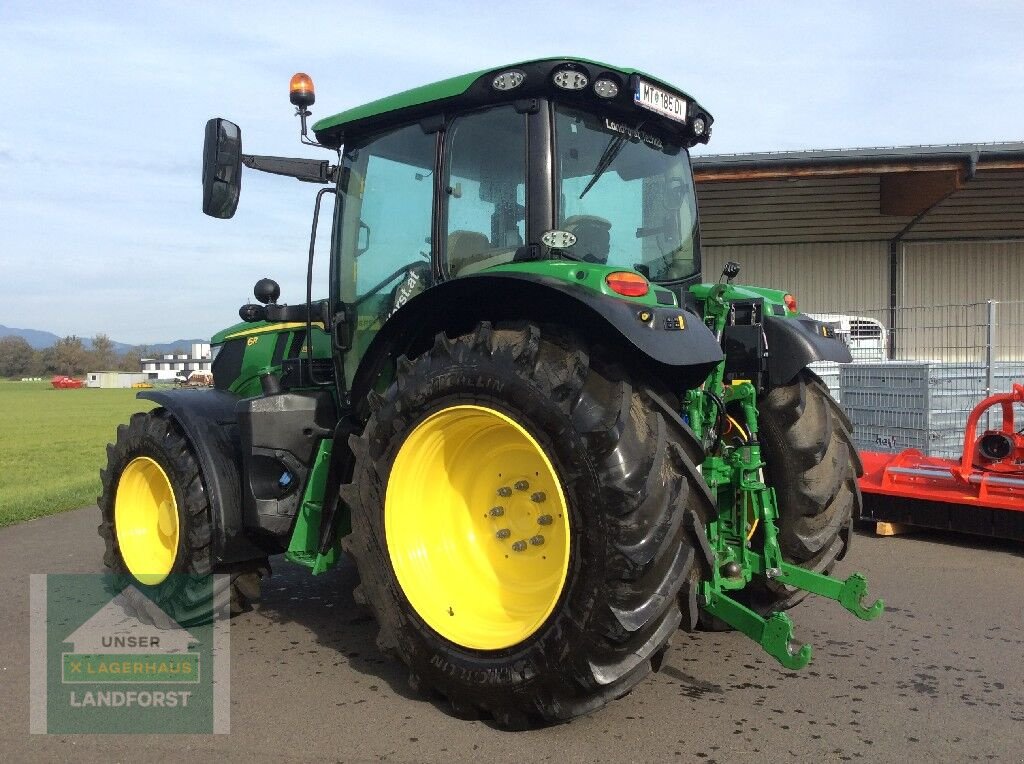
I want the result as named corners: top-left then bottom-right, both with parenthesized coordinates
top-left (578, 134), bottom-right (627, 200)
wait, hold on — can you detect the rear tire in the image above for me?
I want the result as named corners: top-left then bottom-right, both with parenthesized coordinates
top-left (745, 369), bottom-right (862, 615)
top-left (343, 323), bottom-right (713, 727)
top-left (98, 409), bottom-right (267, 624)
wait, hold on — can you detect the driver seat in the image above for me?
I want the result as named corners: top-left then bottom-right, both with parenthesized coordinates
top-left (447, 230), bottom-right (490, 275)
top-left (562, 215), bottom-right (611, 263)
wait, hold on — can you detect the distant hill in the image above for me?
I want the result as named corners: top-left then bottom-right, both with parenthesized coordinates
top-left (144, 339), bottom-right (211, 355)
top-left (122, 339), bottom-right (212, 357)
top-left (0, 325), bottom-right (60, 350)
top-left (0, 325), bottom-right (206, 354)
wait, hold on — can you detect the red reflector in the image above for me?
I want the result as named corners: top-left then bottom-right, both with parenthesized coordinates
top-left (784, 293), bottom-right (798, 313)
top-left (606, 271), bottom-right (649, 297)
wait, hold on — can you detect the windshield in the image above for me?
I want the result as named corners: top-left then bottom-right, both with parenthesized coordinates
top-left (554, 105), bottom-right (700, 282)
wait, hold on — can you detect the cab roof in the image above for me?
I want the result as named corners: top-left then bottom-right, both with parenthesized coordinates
top-left (311, 57), bottom-right (712, 148)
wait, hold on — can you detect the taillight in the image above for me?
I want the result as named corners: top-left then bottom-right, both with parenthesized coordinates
top-left (606, 271), bottom-right (649, 297)
top-left (784, 293), bottom-right (798, 313)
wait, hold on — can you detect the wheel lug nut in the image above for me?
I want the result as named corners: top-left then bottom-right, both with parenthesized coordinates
top-left (514, 480), bottom-right (530, 491)
top-left (489, 506), bottom-right (505, 517)
top-left (537, 514), bottom-right (552, 526)
top-left (496, 528), bottom-right (511, 539)
top-left (530, 491), bottom-right (546, 503)
top-left (497, 487), bottom-right (512, 497)
top-left (529, 535), bottom-right (545, 546)
top-left (511, 540), bottom-right (527, 552)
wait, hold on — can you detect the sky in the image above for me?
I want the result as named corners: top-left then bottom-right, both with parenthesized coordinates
top-left (2, 1), bottom-right (1023, 344)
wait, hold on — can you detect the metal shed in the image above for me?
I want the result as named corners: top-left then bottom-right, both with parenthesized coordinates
top-left (85, 371), bottom-right (148, 389)
top-left (692, 143), bottom-right (1024, 333)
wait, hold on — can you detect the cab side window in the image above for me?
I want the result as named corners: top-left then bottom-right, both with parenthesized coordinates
top-left (336, 123), bottom-right (436, 383)
top-left (444, 106), bottom-right (527, 276)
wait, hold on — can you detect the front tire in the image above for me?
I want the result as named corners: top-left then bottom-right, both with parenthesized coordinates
top-left (747, 369), bottom-right (862, 614)
top-left (343, 323), bottom-right (712, 727)
top-left (98, 409), bottom-right (266, 623)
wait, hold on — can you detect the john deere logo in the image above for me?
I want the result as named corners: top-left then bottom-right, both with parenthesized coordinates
top-left (30, 574), bottom-right (229, 734)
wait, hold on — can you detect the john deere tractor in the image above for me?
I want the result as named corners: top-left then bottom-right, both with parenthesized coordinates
top-left (99, 58), bottom-right (882, 727)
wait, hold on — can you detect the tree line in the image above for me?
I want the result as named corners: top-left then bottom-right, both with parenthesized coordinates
top-left (0, 334), bottom-right (185, 379)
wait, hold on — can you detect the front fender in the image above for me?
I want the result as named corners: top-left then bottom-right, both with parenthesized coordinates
top-left (764, 315), bottom-right (853, 386)
top-left (137, 389), bottom-right (264, 564)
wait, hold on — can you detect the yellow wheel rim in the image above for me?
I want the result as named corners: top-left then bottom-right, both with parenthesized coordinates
top-left (386, 405), bottom-right (571, 650)
top-left (114, 457), bottom-right (180, 585)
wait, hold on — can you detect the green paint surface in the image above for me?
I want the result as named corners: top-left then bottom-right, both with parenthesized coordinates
top-left (286, 439), bottom-right (344, 573)
top-left (212, 322), bottom-right (333, 398)
top-left (484, 260), bottom-right (676, 307)
top-left (689, 281), bottom-right (795, 314)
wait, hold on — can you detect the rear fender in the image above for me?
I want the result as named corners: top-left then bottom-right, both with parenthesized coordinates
top-left (350, 272), bottom-right (724, 411)
top-left (137, 389), bottom-right (264, 564)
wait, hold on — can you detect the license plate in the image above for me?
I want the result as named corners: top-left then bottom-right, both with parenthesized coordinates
top-left (633, 78), bottom-right (688, 124)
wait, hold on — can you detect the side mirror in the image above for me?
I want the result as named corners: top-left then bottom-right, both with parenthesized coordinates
top-left (202, 118), bottom-right (242, 219)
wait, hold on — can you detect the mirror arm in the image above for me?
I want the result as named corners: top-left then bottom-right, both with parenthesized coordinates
top-left (241, 154), bottom-right (336, 184)
top-left (242, 300), bottom-right (331, 326)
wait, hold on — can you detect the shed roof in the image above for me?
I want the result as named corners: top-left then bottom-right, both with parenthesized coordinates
top-left (695, 141), bottom-right (1024, 165)
top-left (692, 142), bottom-right (1024, 181)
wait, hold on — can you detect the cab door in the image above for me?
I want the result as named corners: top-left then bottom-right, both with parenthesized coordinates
top-left (331, 123), bottom-right (438, 390)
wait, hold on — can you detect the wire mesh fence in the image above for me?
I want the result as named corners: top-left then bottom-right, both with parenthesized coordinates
top-left (808, 300), bottom-right (1024, 458)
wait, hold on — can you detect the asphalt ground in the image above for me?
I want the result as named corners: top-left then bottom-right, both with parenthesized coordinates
top-left (1, 506), bottom-right (1022, 763)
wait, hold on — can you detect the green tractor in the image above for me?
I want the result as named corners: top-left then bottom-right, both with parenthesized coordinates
top-left (98, 58), bottom-right (882, 727)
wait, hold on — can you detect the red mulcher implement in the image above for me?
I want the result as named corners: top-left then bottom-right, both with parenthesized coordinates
top-left (860, 384), bottom-right (1024, 540)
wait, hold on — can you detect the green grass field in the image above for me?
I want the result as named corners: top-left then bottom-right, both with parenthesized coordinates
top-left (0, 381), bottom-right (156, 527)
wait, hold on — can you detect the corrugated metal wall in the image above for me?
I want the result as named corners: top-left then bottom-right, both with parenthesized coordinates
top-left (902, 240), bottom-right (1024, 303)
top-left (702, 241), bottom-right (1022, 360)
top-left (702, 241), bottom-right (889, 315)
top-left (901, 240), bottom-right (1024, 360)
